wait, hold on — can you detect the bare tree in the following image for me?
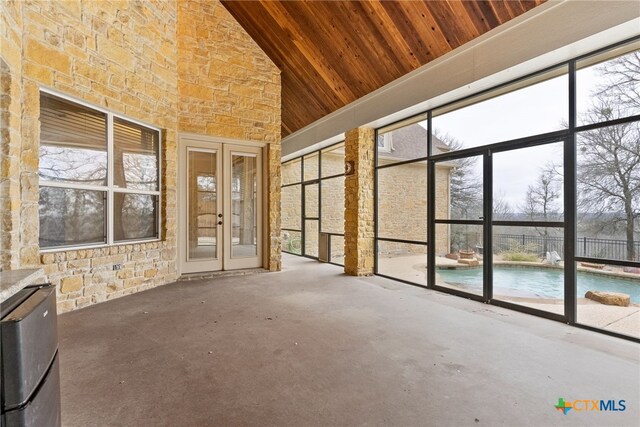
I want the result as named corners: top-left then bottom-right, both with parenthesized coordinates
top-left (432, 131), bottom-right (483, 254)
top-left (521, 163), bottom-right (562, 222)
top-left (521, 163), bottom-right (563, 254)
top-left (593, 50), bottom-right (640, 112)
top-left (433, 131), bottom-right (483, 219)
top-left (577, 101), bottom-right (639, 260)
top-left (576, 51), bottom-right (640, 261)
top-left (493, 191), bottom-right (513, 221)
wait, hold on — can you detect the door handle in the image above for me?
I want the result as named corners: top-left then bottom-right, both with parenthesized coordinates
top-left (218, 221), bottom-right (222, 225)
top-left (479, 216), bottom-right (485, 220)
top-left (218, 213), bottom-right (223, 218)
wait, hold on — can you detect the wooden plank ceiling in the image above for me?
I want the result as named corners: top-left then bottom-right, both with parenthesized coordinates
top-left (221, 0), bottom-right (546, 137)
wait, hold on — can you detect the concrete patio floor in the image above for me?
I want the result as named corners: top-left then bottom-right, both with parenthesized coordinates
top-left (59, 254), bottom-right (639, 426)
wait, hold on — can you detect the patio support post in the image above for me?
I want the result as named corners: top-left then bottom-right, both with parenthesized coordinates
top-left (344, 127), bottom-right (375, 276)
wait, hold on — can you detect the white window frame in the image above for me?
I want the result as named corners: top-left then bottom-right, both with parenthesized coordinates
top-left (39, 88), bottom-right (162, 253)
top-left (377, 133), bottom-right (393, 153)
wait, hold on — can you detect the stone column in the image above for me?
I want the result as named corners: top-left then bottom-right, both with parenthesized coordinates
top-left (344, 127), bottom-right (375, 276)
top-left (19, 81), bottom-right (41, 267)
top-left (0, 2), bottom-right (23, 271)
top-left (266, 142), bottom-right (281, 271)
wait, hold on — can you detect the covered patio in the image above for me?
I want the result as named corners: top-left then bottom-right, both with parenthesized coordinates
top-left (58, 255), bottom-right (639, 426)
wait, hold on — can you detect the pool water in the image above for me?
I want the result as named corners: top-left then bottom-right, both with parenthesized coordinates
top-left (436, 267), bottom-right (640, 303)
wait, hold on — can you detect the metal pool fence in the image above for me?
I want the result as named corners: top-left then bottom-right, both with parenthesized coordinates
top-left (471, 233), bottom-right (639, 261)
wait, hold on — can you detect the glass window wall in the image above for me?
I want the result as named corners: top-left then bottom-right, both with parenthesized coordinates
top-left (281, 142), bottom-right (345, 264)
top-left (373, 39), bottom-right (639, 341)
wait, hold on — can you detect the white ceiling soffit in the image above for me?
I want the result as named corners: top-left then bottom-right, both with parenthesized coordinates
top-left (281, 0), bottom-right (640, 160)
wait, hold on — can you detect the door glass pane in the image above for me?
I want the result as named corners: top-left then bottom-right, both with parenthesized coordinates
top-left (435, 155), bottom-right (483, 221)
top-left (320, 176), bottom-right (344, 234)
top-left (492, 225), bottom-right (565, 316)
top-left (330, 235), bottom-right (345, 265)
top-left (232, 154), bottom-right (257, 258)
top-left (435, 223), bottom-right (483, 296)
top-left (493, 142), bottom-right (564, 221)
top-left (188, 151), bottom-right (217, 260)
top-left (305, 220), bottom-right (319, 257)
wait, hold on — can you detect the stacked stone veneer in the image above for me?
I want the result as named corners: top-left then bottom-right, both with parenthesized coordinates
top-left (0, 0), bottom-right (22, 270)
top-left (0, 0), bottom-right (282, 313)
top-left (176, 1), bottom-right (281, 271)
top-left (1, 0), bottom-right (180, 314)
top-left (176, 0), bottom-right (280, 142)
top-left (266, 143), bottom-right (282, 270)
top-left (42, 243), bottom-right (171, 312)
top-left (344, 128), bottom-right (375, 275)
top-left (377, 160), bottom-right (450, 256)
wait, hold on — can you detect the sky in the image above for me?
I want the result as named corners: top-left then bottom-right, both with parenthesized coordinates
top-left (421, 63), bottom-right (610, 210)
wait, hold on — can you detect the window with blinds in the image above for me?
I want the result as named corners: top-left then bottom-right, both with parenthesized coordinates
top-left (39, 91), bottom-right (161, 250)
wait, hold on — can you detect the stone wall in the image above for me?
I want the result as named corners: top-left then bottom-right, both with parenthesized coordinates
top-left (177, 0), bottom-right (281, 271)
top-left (0, 0), bottom-right (23, 270)
top-left (377, 160), bottom-right (450, 255)
top-left (12, 0), bottom-right (179, 313)
top-left (176, 1), bottom-right (280, 143)
top-left (1, 0), bottom-right (282, 313)
top-left (266, 142), bottom-right (282, 270)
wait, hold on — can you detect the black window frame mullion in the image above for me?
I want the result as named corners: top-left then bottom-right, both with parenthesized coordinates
top-left (427, 111), bottom-right (436, 289)
top-left (318, 153), bottom-right (322, 234)
top-left (301, 155), bottom-right (305, 255)
top-left (565, 59), bottom-right (578, 324)
top-left (281, 141), bottom-right (346, 261)
top-left (374, 128), bottom-right (380, 274)
top-left (483, 150), bottom-right (493, 301)
top-left (376, 237), bottom-right (428, 246)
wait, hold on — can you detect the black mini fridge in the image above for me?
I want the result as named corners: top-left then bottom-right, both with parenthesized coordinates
top-left (1, 284), bottom-right (61, 427)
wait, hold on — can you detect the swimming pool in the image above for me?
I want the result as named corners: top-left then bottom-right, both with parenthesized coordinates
top-left (436, 266), bottom-right (640, 303)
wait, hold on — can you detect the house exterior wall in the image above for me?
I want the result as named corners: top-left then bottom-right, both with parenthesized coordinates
top-left (0, 0), bottom-right (282, 313)
top-left (177, 1), bottom-right (280, 143)
top-left (280, 150), bottom-right (451, 262)
top-left (377, 161), bottom-right (450, 256)
top-left (176, 0), bottom-right (281, 271)
top-left (0, 0), bottom-right (23, 271)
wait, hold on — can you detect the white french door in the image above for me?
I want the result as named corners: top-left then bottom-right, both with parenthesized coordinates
top-left (179, 136), bottom-right (263, 274)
